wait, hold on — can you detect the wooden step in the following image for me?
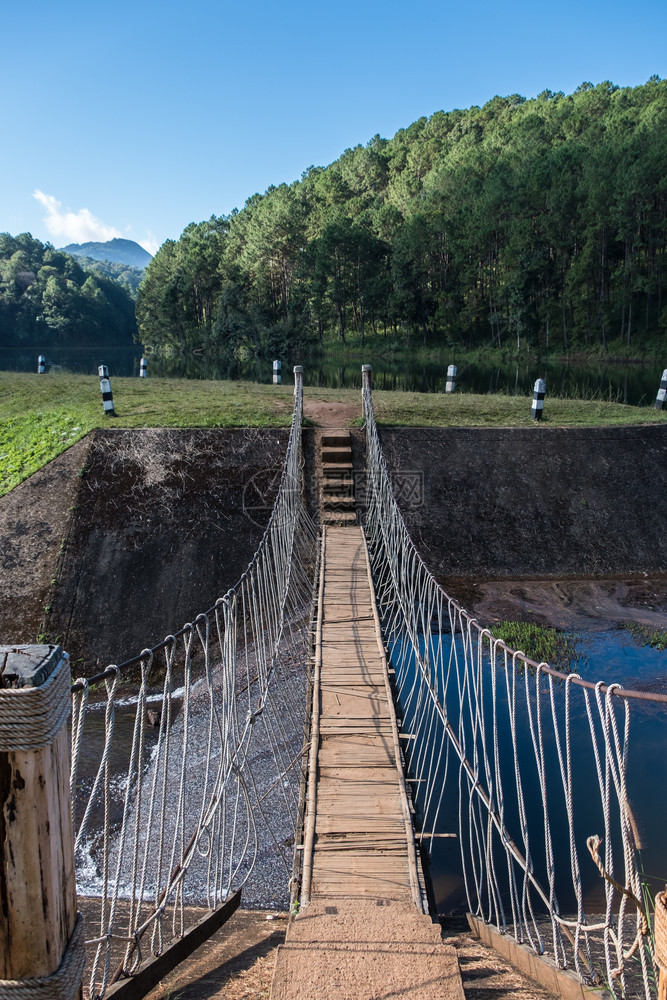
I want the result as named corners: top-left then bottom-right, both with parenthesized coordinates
top-left (322, 448), bottom-right (352, 464)
top-left (322, 473), bottom-right (354, 497)
top-left (321, 432), bottom-right (350, 447)
top-left (321, 462), bottom-right (353, 476)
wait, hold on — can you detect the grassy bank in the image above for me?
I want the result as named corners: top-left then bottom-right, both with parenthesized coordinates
top-left (1, 371), bottom-right (664, 496)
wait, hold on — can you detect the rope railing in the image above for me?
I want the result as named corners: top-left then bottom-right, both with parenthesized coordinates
top-left (70, 366), bottom-right (317, 998)
top-left (361, 365), bottom-right (665, 1000)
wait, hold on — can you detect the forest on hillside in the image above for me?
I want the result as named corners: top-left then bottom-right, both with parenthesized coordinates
top-left (0, 233), bottom-right (137, 348)
top-left (137, 78), bottom-right (667, 360)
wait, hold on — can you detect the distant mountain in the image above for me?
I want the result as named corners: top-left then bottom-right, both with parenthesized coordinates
top-left (61, 237), bottom-right (152, 269)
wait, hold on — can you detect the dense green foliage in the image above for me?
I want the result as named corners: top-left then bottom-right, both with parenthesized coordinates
top-left (137, 78), bottom-right (667, 360)
top-left (72, 255), bottom-right (145, 297)
top-left (0, 233), bottom-right (138, 348)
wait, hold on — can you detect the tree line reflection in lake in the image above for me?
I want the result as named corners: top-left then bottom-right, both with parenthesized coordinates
top-left (1, 346), bottom-right (663, 407)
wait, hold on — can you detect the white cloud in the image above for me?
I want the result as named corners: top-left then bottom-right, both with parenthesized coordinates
top-left (33, 189), bottom-right (122, 245)
top-left (138, 232), bottom-right (159, 256)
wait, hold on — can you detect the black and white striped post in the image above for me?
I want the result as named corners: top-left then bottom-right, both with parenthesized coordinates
top-left (531, 377), bottom-right (546, 421)
top-left (273, 360), bottom-right (281, 385)
top-left (655, 369), bottom-right (667, 410)
top-left (98, 364), bottom-right (115, 416)
top-left (445, 364), bottom-right (457, 393)
top-left (37, 355), bottom-right (46, 374)
top-left (139, 357), bottom-right (147, 378)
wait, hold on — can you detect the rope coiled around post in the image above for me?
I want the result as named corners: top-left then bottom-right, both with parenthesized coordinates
top-left (0, 914), bottom-right (85, 1000)
top-left (0, 653), bottom-right (70, 752)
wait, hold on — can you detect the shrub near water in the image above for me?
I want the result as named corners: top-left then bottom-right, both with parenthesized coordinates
top-left (624, 622), bottom-right (667, 651)
top-left (490, 621), bottom-right (589, 674)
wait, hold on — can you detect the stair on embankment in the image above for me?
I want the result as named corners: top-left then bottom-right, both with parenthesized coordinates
top-left (320, 430), bottom-right (357, 526)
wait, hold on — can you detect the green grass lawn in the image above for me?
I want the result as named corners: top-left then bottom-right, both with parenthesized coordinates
top-left (1, 370), bottom-right (664, 496)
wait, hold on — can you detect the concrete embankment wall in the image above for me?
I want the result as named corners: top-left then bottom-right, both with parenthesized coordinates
top-left (1, 423), bottom-right (664, 671)
top-left (374, 424), bottom-right (667, 580)
top-left (0, 427), bottom-right (319, 674)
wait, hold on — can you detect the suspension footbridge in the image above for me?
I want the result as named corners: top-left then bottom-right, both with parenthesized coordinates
top-left (1, 366), bottom-right (666, 1000)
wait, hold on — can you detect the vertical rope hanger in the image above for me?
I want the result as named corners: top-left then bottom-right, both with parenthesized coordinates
top-left (70, 372), bottom-right (318, 999)
top-left (360, 370), bottom-right (665, 1000)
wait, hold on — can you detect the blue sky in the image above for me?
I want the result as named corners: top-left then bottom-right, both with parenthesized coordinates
top-left (3, 0), bottom-right (666, 256)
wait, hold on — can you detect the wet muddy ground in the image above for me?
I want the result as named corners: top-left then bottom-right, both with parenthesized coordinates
top-left (445, 576), bottom-right (667, 633)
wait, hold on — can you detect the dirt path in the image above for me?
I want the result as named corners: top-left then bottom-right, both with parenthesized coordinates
top-left (303, 399), bottom-right (360, 427)
top-left (138, 909), bottom-right (288, 1000)
top-left (129, 909), bottom-right (557, 1000)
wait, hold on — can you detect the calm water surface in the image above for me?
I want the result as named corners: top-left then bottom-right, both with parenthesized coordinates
top-left (393, 627), bottom-right (666, 914)
top-left (1, 346), bottom-right (663, 407)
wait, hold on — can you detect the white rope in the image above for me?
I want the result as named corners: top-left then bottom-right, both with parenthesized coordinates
top-left (0, 652), bottom-right (71, 751)
top-left (0, 915), bottom-right (85, 1000)
top-left (361, 376), bottom-right (664, 1000)
top-left (69, 377), bottom-right (317, 998)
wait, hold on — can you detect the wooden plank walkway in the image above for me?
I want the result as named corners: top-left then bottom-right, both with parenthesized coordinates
top-left (270, 525), bottom-right (465, 999)
top-left (302, 525), bottom-right (422, 905)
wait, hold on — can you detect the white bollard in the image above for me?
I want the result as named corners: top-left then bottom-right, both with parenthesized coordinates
top-left (531, 378), bottom-right (546, 421)
top-left (445, 364), bottom-right (457, 393)
top-left (139, 357), bottom-right (147, 378)
top-left (98, 364), bottom-right (115, 416)
top-left (273, 360), bottom-right (281, 385)
top-left (37, 355), bottom-right (46, 374)
top-left (655, 369), bottom-right (667, 410)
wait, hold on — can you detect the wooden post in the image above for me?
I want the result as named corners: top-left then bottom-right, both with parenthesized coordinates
top-left (656, 889), bottom-right (667, 1000)
top-left (361, 363), bottom-right (372, 392)
top-left (0, 644), bottom-right (83, 997)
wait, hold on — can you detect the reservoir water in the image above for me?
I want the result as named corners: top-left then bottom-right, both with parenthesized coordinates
top-left (391, 621), bottom-right (667, 915)
top-left (0, 346), bottom-right (662, 408)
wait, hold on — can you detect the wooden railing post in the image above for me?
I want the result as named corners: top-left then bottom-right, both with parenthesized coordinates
top-left (0, 644), bottom-right (83, 998)
top-left (656, 889), bottom-right (667, 1000)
